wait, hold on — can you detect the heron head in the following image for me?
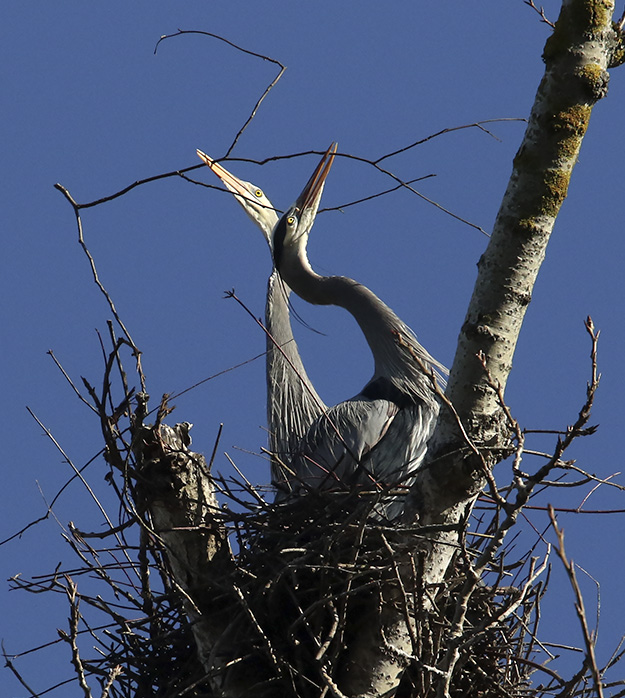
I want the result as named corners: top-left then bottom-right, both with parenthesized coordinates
top-left (272, 143), bottom-right (337, 268)
top-left (197, 150), bottom-right (278, 245)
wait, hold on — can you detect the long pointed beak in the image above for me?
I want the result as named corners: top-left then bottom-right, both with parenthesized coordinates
top-left (295, 143), bottom-right (337, 213)
top-left (197, 149), bottom-right (253, 202)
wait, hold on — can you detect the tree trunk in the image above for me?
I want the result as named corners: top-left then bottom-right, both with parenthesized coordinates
top-left (340, 1), bottom-right (622, 694)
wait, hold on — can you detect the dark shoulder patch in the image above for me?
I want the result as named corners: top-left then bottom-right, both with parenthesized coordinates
top-left (272, 214), bottom-right (288, 269)
top-left (361, 377), bottom-right (412, 408)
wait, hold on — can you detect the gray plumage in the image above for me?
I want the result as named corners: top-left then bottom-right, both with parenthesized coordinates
top-left (272, 144), bottom-right (447, 519)
top-left (196, 150), bottom-right (326, 490)
top-left (265, 272), bottom-right (327, 475)
top-left (198, 145), bottom-right (446, 520)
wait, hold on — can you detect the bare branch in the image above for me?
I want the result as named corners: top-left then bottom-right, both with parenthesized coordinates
top-left (59, 578), bottom-right (93, 698)
top-left (524, 0), bottom-right (557, 28)
top-left (154, 29), bottom-right (286, 155)
top-left (53, 183), bottom-right (146, 392)
top-left (549, 505), bottom-right (605, 698)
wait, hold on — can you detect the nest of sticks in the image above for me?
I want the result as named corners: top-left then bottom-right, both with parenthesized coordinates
top-left (8, 324), bottom-right (618, 698)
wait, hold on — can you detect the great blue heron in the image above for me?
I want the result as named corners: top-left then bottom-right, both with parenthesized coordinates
top-left (196, 149), bottom-right (327, 492)
top-left (271, 144), bottom-right (447, 519)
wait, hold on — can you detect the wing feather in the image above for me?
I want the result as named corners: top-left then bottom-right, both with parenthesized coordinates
top-left (275, 394), bottom-right (438, 520)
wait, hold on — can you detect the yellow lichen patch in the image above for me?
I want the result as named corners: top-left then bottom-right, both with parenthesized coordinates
top-left (542, 169), bottom-right (570, 217)
top-left (609, 22), bottom-right (625, 66)
top-left (577, 62), bottom-right (610, 100)
top-left (569, 0), bottom-right (614, 33)
top-left (514, 218), bottom-right (541, 237)
top-left (551, 108), bottom-right (588, 161)
top-left (552, 104), bottom-right (592, 135)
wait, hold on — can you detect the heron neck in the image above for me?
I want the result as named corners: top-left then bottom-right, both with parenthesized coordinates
top-left (265, 270), bottom-right (326, 449)
top-left (277, 247), bottom-right (406, 377)
top-left (266, 271), bottom-right (296, 359)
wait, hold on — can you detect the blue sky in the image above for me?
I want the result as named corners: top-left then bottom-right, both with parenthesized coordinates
top-left (2, 2), bottom-right (624, 694)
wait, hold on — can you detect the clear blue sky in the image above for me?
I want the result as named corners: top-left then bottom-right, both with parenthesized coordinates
top-left (2, 2), bottom-right (624, 693)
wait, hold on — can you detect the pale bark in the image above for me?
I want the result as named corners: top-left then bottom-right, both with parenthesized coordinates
top-left (431, 0), bottom-right (618, 477)
top-left (342, 1), bottom-right (621, 695)
top-left (422, 0), bottom-right (618, 523)
top-left (134, 421), bottom-right (235, 694)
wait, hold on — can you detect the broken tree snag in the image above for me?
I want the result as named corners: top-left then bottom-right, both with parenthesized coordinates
top-left (133, 419), bottom-right (232, 678)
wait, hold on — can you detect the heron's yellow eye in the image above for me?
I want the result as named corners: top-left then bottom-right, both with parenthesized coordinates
top-left (287, 216), bottom-right (295, 226)
top-left (255, 189), bottom-right (263, 198)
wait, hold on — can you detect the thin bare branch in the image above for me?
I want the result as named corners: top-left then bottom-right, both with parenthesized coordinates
top-left (524, 0), bottom-right (557, 28)
top-left (549, 505), bottom-right (605, 698)
top-left (154, 29), bottom-right (286, 155)
top-left (59, 578), bottom-right (93, 698)
top-left (374, 118), bottom-right (526, 163)
top-left (53, 183), bottom-right (146, 391)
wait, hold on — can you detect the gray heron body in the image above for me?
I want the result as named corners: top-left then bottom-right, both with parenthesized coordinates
top-left (196, 150), bottom-right (326, 490)
top-left (272, 144), bottom-right (447, 519)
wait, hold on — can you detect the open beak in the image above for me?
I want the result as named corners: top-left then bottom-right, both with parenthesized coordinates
top-left (197, 149), bottom-right (253, 202)
top-left (295, 143), bottom-right (338, 213)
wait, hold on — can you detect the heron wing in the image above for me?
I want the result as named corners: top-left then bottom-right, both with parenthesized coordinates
top-left (278, 396), bottom-right (437, 501)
